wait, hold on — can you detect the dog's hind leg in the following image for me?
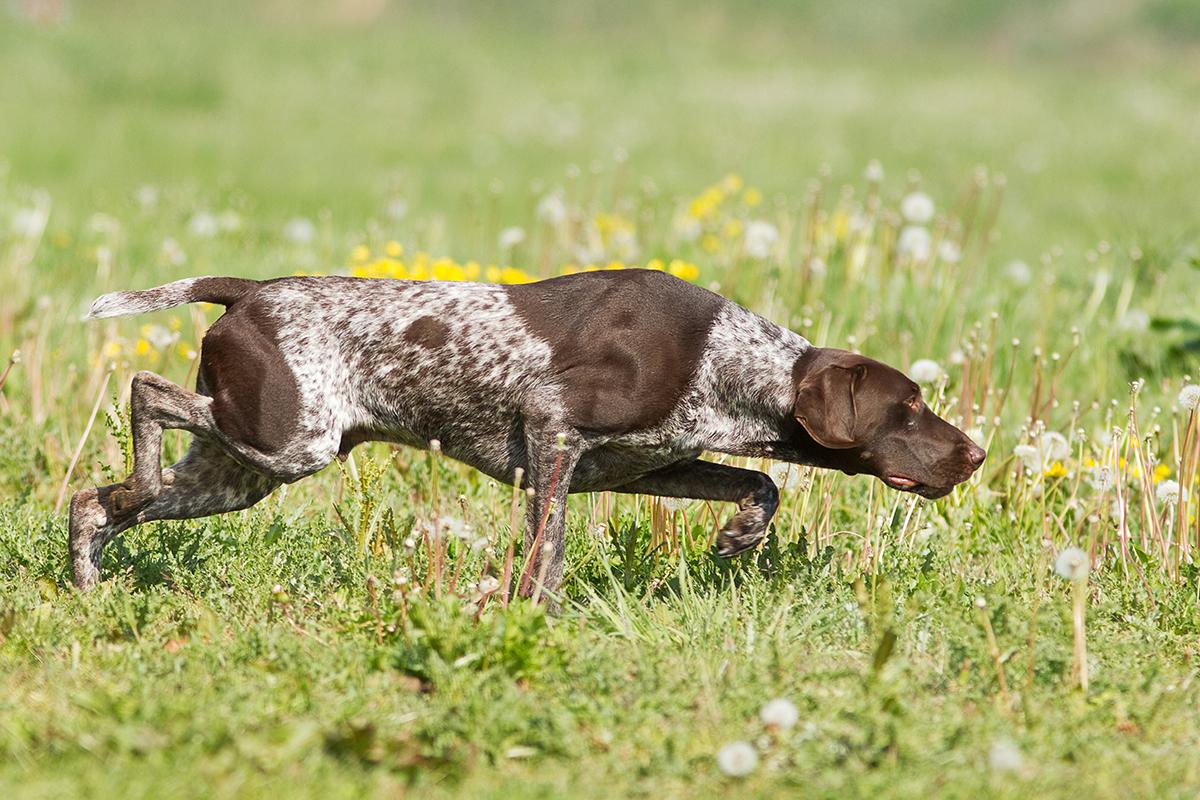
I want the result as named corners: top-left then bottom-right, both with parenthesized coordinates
top-left (613, 459), bottom-right (779, 557)
top-left (70, 439), bottom-right (279, 589)
top-left (108, 370), bottom-right (223, 517)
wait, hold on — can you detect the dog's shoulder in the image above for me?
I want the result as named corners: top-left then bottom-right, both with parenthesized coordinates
top-left (506, 269), bottom-right (728, 434)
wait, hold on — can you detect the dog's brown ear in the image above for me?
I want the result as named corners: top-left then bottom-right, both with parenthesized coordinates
top-left (793, 363), bottom-right (867, 449)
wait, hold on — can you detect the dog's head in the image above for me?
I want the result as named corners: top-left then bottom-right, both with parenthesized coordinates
top-left (789, 348), bottom-right (985, 498)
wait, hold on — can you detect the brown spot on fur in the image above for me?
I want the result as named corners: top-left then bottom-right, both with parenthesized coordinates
top-left (198, 302), bottom-right (300, 454)
top-left (403, 316), bottom-right (450, 349)
top-left (507, 269), bottom-right (724, 434)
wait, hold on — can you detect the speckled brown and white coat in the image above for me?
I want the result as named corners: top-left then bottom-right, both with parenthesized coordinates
top-left (70, 269), bottom-right (985, 596)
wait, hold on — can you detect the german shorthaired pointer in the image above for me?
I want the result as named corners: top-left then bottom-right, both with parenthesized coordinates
top-left (71, 269), bottom-right (985, 593)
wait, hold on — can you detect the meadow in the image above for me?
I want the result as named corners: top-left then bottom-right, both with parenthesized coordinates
top-left (2, 1), bottom-right (1200, 797)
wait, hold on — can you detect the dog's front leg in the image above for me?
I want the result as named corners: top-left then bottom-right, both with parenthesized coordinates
top-left (614, 459), bottom-right (779, 557)
top-left (518, 423), bottom-right (582, 604)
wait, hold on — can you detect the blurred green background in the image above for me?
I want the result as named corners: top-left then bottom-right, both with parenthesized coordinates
top-left (2, 0), bottom-right (1199, 261)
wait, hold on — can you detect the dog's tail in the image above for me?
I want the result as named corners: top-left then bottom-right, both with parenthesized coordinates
top-left (85, 276), bottom-right (261, 320)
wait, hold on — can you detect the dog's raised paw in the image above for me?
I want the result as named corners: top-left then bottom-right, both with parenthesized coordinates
top-left (714, 509), bottom-right (768, 557)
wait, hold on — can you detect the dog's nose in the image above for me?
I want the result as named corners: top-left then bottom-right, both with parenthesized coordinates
top-left (966, 442), bottom-right (986, 468)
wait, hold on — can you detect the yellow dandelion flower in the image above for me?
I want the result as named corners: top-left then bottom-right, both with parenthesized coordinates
top-left (176, 342), bottom-right (197, 360)
top-left (560, 264), bottom-right (579, 275)
top-left (701, 234), bottom-right (720, 253)
top-left (385, 240), bottom-right (404, 258)
top-left (351, 245), bottom-right (371, 263)
top-left (582, 263), bottom-right (600, 272)
top-left (484, 265), bottom-right (502, 283)
top-left (500, 267), bottom-right (535, 284)
top-left (645, 258), bottom-right (665, 271)
top-left (134, 338), bottom-right (152, 357)
top-left (350, 265), bottom-right (370, 279)
top-left (668, 260), bottom-right (699, 281)
top-left (102, 340), bottom-right (122, 359)
top-left (605, 261), bottom-right (625, 271)
top-left (464, 261), bottom-right (481, 279)
top-left (1044, 461), bottom-right (1068, 479)
top-left (432, 258), bottom-right (466, 281)
top-left (1154, 464), bottom-right (1171, 483)
top-left (722, 174), bottom-right (744, 193)
top-left (688, 187), bottom-right (723, 220)
top-left (1083, 456), bottom-right (1097, 469)
top-left (722, 219), bottom-right (744, 240)
top-left (168, 317), bottom-right (183, 332)
top-left (831, 211), bottom-right (850, 242)
top-left (742, 187), bottom-right (762, 207)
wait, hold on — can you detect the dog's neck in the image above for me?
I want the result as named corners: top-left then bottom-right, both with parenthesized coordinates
top-left (683, 303), bottom-right (811, 455)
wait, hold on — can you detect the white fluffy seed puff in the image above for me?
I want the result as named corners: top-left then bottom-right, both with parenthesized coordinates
top-left (759, 698), bottom-right (799, 731)
top-left (715, 741), bottom-right (759, 777)
top-left (1054, 546), bottom-right (1090, 582)
top-left (909, 358), bottom-right (942, 384)
top-left (1156, 479), bottom-right (1182, 506)
top-left (1178, 384), bottom-right (1200, 412)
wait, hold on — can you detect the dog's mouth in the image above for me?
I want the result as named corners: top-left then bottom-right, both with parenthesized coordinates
top-left (884, 474), bottom-right (953, 499)
top-left (886, 474), bottom-right (919, 489)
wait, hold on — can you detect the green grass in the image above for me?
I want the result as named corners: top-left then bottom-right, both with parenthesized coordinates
top-left (3, 2), bottom-right (1200, 797)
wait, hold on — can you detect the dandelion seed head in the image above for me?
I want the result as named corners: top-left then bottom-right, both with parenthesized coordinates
top-left (659, 496), bottom-right (691, 513)
top-left (909, 358), bottom-right (942, 384)
top-left (1041, 432), bottom-right (1070, 462)
top-left (759, 698), bottom-right (799, 731)
top-left (900, 191), bottom-right (935, 224)
top-left (938, 239), bottom-right (962, 264)
top-left (989, 738), bottom-right (1025, 774)
top-left (283, 217), bottom-right (316, 245)
top-left (744, 220), bottom-right (778, 260)
top-left (1088, 466), bottom-right (1114, 492)
top-left (536, 192), bottom-right (568, 226)
top-left (160, 237), bottom-right (186, 266)
top-left (187, 211), bottom-right (218, 238)
top-left (897, 225), bottom-right (932, 260)
top-left (715, 741), bottom-right (758, 777)
top-left (767, 462), bottom-right (797, 491)
top-left (135, 185), bottom-right (159, 210)
top-left (1156, 479), bottom-right (1182, 506)
top-left (1177, 384), bottom-right (1200, 411)
top-left (1006, 260), bottom-right (1032, 285)
top-left (498, 226), bottom-right (526, 250)
top-left (1054, 546), bottom-right (1090, 581)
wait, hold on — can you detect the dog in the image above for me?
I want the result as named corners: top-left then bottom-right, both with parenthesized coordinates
top-left (70, 269), bottom-right (985, 593)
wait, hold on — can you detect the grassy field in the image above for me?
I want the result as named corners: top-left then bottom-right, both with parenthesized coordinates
top-left (3, 1), bottom-right (1200, 797)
